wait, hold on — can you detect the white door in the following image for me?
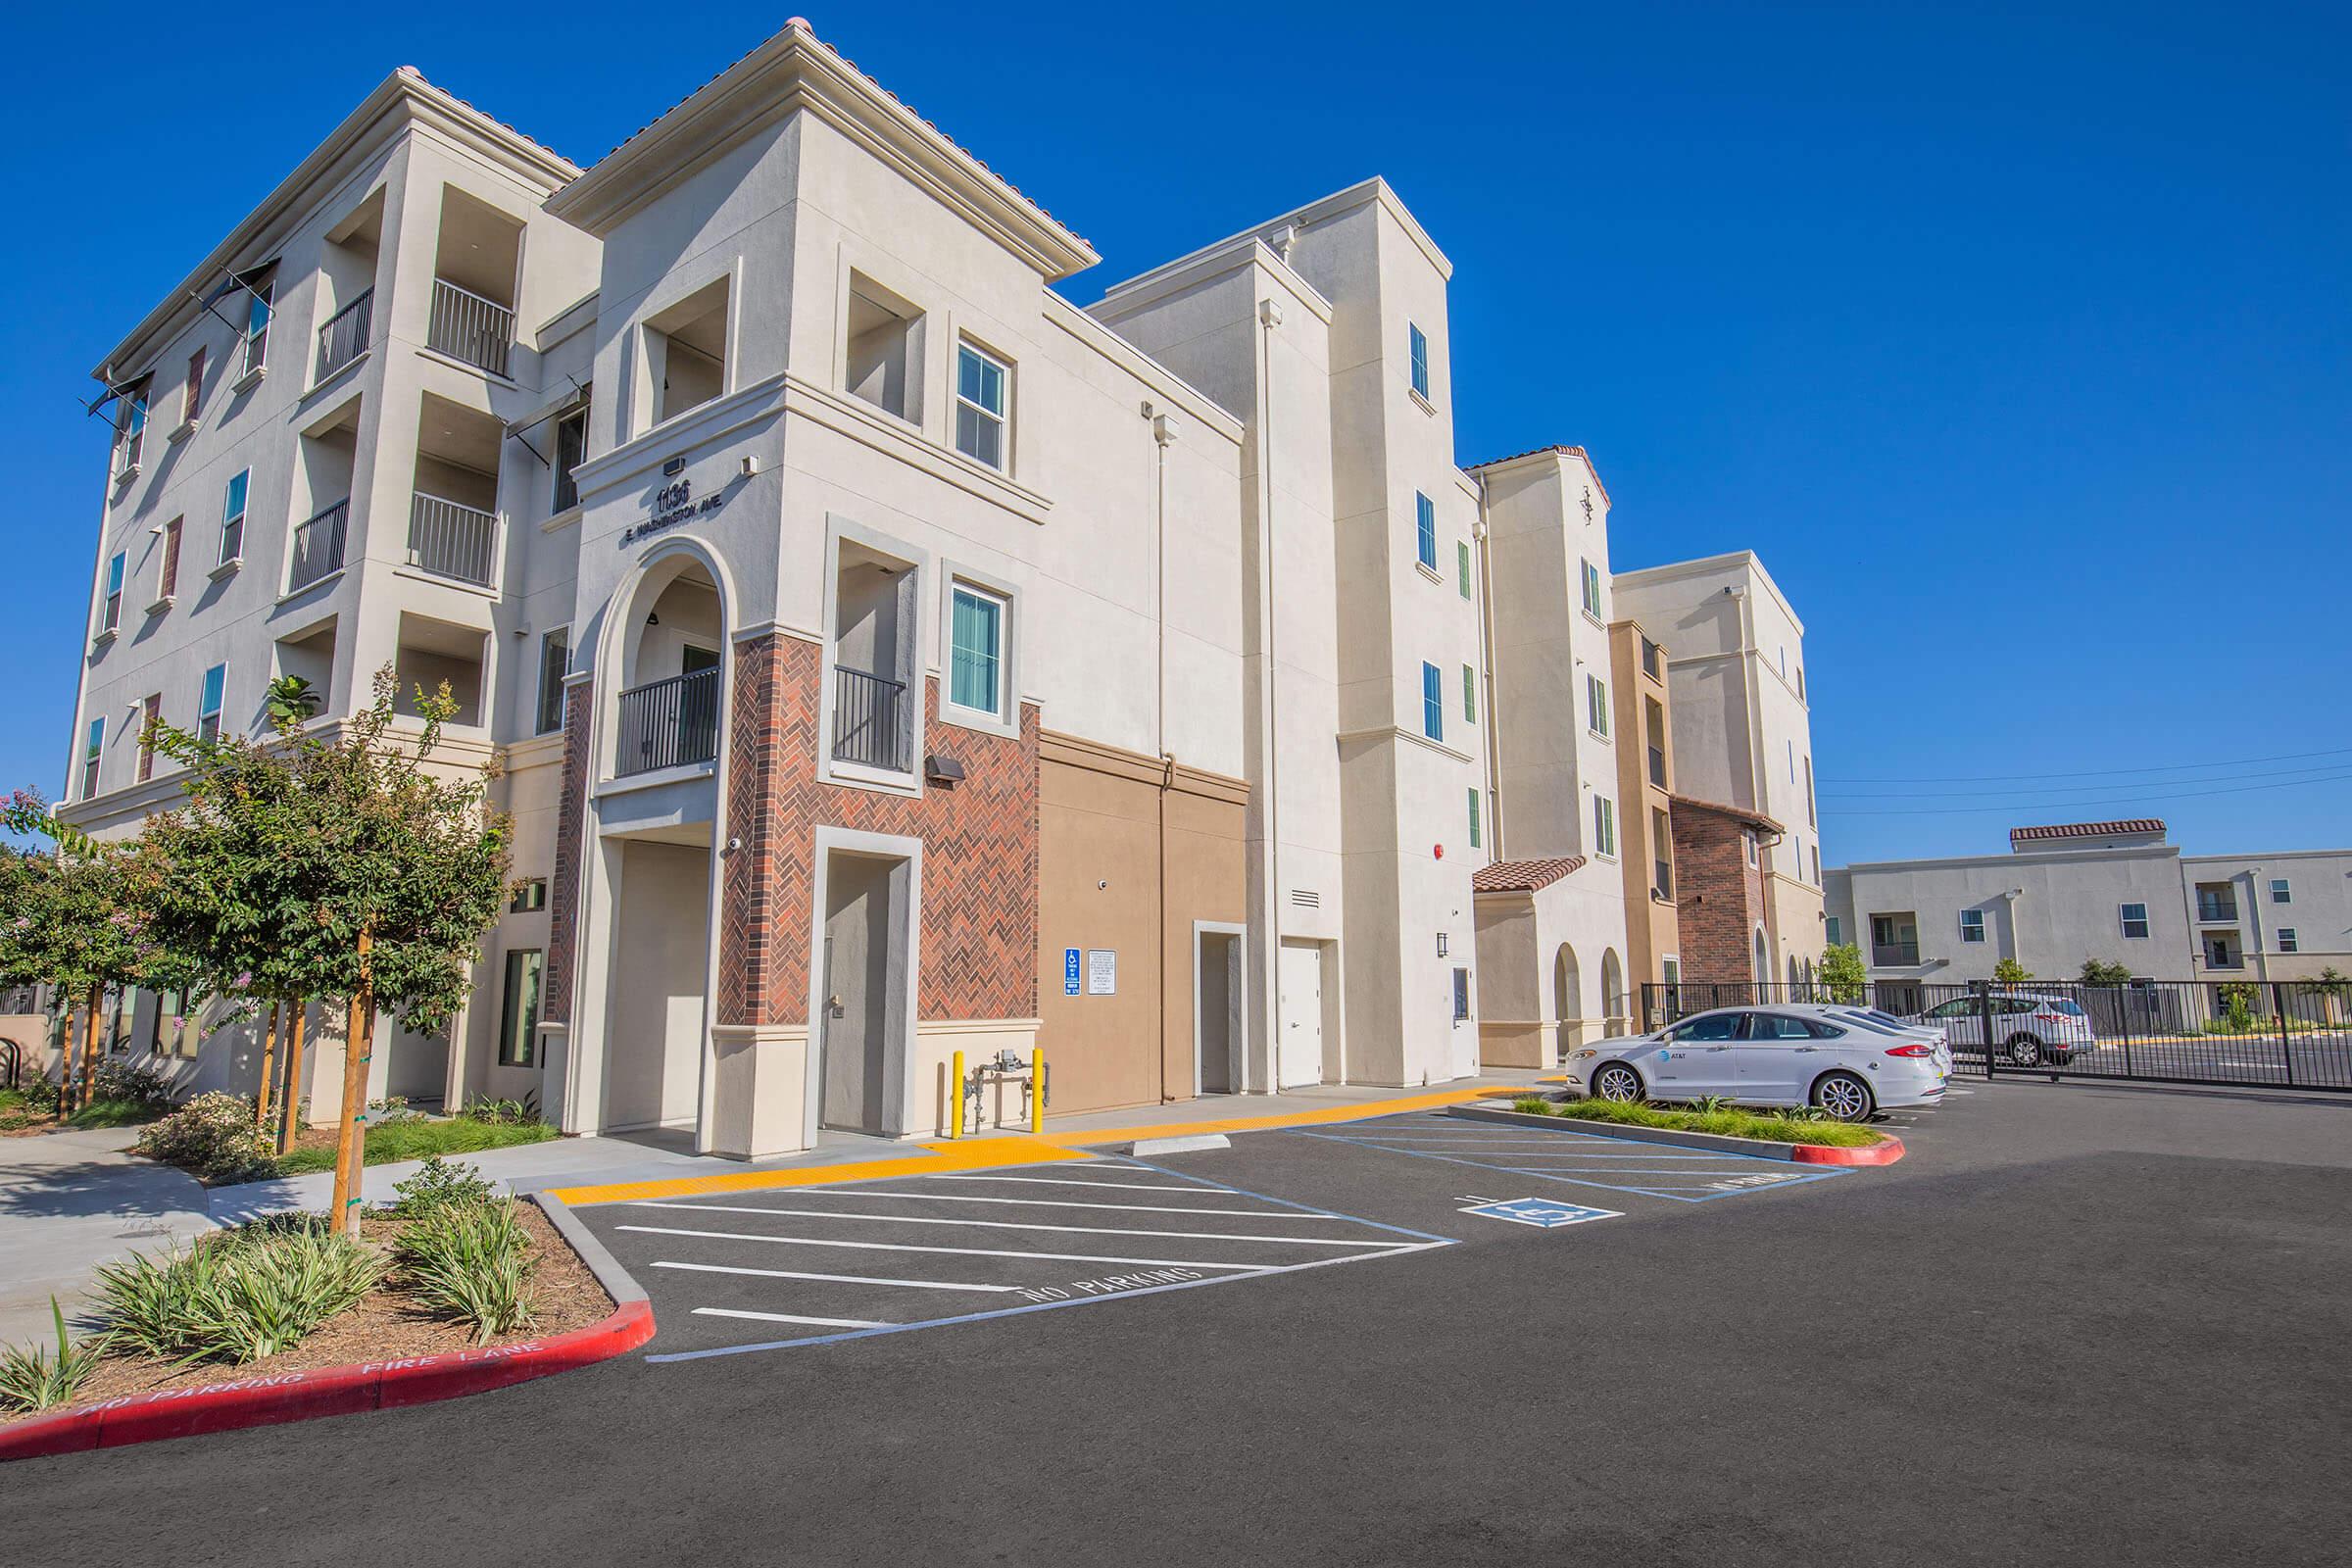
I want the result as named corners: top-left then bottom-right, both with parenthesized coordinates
top-left (1277, 943), bottom-right (1324, 1090)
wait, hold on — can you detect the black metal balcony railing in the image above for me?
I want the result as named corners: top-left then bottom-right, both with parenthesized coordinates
top-left (427, 278), bottom-right (514, 377)
top-left (2196, 895), bottom-right (2238, 924)
top-left (833, 664), bottom-right (910, 771)
top-left (287, 500), bottom-right (349, 593)
top-left (1873, 943), bottom-right (1923, 967)
top-left (315, 288), bottom-right (372, 382)
top-left (614, 668), bottom-right (720, 777)
top-left (407, 493), bottom-right (499, 587)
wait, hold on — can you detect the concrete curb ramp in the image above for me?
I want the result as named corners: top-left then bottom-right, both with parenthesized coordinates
top-left (0, 1192), bottom-right (653, 1463)
top-left (1446, 1102), bottom-right (1907, 1166)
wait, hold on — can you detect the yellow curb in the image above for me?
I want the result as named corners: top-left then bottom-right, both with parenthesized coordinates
top-left (549, 1084), bottom-right (1518, 1206)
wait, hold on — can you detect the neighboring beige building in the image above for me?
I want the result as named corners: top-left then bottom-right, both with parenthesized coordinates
top-left (61, 23), bottom-right (1828, 1141)
top-left (1607, 618), bottom-right (1683, 995)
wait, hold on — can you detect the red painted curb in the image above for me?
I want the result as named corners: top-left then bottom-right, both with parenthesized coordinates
top-left (1788, 1135), bottom-right (1906, 1166)
top-left (0, 1298), bottom-right (653, 1463)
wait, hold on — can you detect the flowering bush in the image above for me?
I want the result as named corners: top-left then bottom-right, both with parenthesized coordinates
top-left (135, 1091), bottom-right (272, 1184)
top-left (93, 1057), bottom-right (173, 1107)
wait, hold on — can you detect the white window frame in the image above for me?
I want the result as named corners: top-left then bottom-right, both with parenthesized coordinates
top-left (2278, 927), bottom-right (2299, 954)
top-left (220, 468), bottom-right (250, 564)
top-left (1414, 491), bottom-right (1437, 571)
top-left (2270, 878), bottom-right (2291, 905)
top-left (241, 279), bottom-right (273, 377)
top-left (2120, 903), bottom-right (2150, 940)
top-left (100, 552), bottom-right (125, 634)
top-left (1466, 787), bottom-right (1481, 850)
top-left (1420, 662), bottom-right (1443, 743)
top-left (115, 387), bottom-right (148, 476)
top-left (1960, 908), bottom-right (1986, 944)
top-left (954, 340), bottom-right (1010, 471)
top-left (1408, 322), bottom-right (1430, 400)
top-left (197, 662), bottom-right (226, 743)
top-left (1580, 558), bottom-right (1602, 619)
top-left (940, 570), bottom-right (1018, 738)
top-left (81, 716), bottom-right (103, 798)
top-left (1592, 794), bottom-right (1617, 859)
top-left (535, 628), bottom-right (570, 736)
top-left (1587, 674), bottom-right (1609, 738)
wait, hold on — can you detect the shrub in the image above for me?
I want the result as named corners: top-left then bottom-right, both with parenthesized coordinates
top-left (18, 1074), bottom-right (61, 1113)
top-left (388, 1156), bottom-right (500, 1217)
top-left (0, 1298), bottom-right (107, 1415)
top-left (93, 1225), bottom-right (382, 1365)
top-left (368, 1095), bottom-right (423, 1126)
top-left (92, 1057), bottom-right (172, 1107)
top-left (134, 1092), bottom-right (272, 1184)
top-left (395, 1198), bottom-right (536, 1344)
top-left (465, 1095), bottom-right (539, 1127)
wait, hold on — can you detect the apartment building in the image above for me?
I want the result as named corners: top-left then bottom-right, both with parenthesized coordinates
top-left (62, 22), bottom-right (1820, 1149)
top-left (1612, 552), bottom-right (1826, 986)
top-left (1827, 819), bottom-right (2352, 998)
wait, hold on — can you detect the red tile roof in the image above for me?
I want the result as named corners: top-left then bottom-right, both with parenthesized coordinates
top-left (1668, 794), bottom-right (1786, 837)
top-left (2008, 819), bottom-right (2166, 844)
top-left (1471, 857), bottom-right (1588, 894)
top-left (1462, 445), bottom-right (1610, 506)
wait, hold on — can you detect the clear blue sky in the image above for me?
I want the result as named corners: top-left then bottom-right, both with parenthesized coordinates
top-left (4, 2), bottom-right (2344, 863)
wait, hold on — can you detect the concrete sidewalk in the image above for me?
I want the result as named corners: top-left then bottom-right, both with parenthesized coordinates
top-left (0, 1128), bottom-right (217, 1347)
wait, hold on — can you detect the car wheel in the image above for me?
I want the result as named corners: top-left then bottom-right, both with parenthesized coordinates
top-left (2005, 1035), bottom-right (2043, 1068)
top-left (1812, 1071), bottom-right (1874, 1122)
top-left (1592, 1063), bottom-right (1643, 1103)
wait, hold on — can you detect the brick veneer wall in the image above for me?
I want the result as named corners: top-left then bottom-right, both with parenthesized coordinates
top-left (716, 633), bottom-right (1039, 1028)
top-left (1670, 800), bottom-right (1770, 982)
top-left (541, 679), bottom-right (594, 1026)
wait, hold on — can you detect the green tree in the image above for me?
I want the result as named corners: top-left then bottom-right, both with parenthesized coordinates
top-left (2315, 966), bottom-right (2349, 1030)
top-left (1991, 957), bottom-right (2033, 988)
top-left (140, 668), bottom-right (511, 1235)
top-left (1818, 942), bottom-right (1867, 1003)
top-left (2079, 958), bottom-right (2132, 986)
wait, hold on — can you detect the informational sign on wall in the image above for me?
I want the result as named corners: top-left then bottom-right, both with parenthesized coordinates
top-left (1063, 949), bottom-right (1083, 996)
top-left (1087, 950), bottom-right (1117, 996)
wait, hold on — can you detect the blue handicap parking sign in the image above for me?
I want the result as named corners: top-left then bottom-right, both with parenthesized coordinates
top-left (1064, 948), bottom-right (1083, 996)
top-left (1459, 1197), bottom-right (1621, 1229)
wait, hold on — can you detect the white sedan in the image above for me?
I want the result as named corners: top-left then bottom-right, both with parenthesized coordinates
top-left (1566, 1004), bottom-right (1948, 1120)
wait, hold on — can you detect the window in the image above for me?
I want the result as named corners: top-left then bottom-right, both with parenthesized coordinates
top-left (114, 386), bottom-right (148, 475)
top-left (2120, 903), bottom-right (2150, 940)
top-left (1587, 674), bottom-right (1609, 737)
top-left (1592, 794), bottom-right (1617, 858)
top-left (2271, 878), bottom-right (2291, 905)
top-left (1414, 492), bottom-right (1437, 571)
top-left (1451, 965), bottom-right (1470, 1022)
top-left (1804, 757), bottom-right (1816, 826)
top-left (644, 276), bottom-right (729, 426)
top-left (955, 343), bottom-right (1008, 469)
top-left (535, 629), bottom-right (569, 735)
top-left (1960, 909), bottom-right (1986, 943)
top-left (2278, 928), bottom-right (2299, 954)
top-left (1408, 323), bottom-right (1430, 400)
top-left (220, 469), bottom-right (249, 564)
top-left (845, 275), bottom-right (924, 421)
top-left (1456, 540), bottom-right (1471, 599)
top-left (1461, 663), bottom-right (1477, 724)
top-left (1674, 1012), bottom-right (1740, 1043)
top-left (150, 989), bottom-right (199, 1058)
top-left (1420, 662), bottom-right (1443, 742)
top-left (1744, 832), bottom-right (1759, 867)
top-left (81, 717), bottom-right (102, 798)
top-left (510, 879), bottom-right (548, 913)
top-left (197, 663), bottom-right (225, 743)
top-left (242, 278), bottom-right (274, 374)
top-left (498, 950), bottom-right (543, 1067)
top-left (1653, 808), bottom-right (1674, 899)
top-left (1788, 738), bottom-right (1796, 782)
top-left (1642, 637), bottom-right (1661, 679)
top-left (1810, 843), bottom-right (1820, 883)
top-left (552, 406), bottom-right (589, 514)
top-left (1467, 788), bottom-right (1481, 850)
top-left (182, 346), bottom-right (206, 427)
top-left (159, 517), bottom-right (182, 601)
top-left (1580, 558), bottom-right (1602, 619)
top-left (136, 694), bottom-right (161, 782)
top-left (101, 552), bottom-right (125, 634)
top-left (1825, 916), bottom-right (1843, 947)
top-left (949, 583), bottom-right (1006, 718)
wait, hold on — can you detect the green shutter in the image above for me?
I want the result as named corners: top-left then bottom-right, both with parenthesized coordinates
top-left (1467, 788), bottom-right (1481, 849)
top-left (1462, 663), bottom-right (1476, 723)
top-left (1457, 541), bottom-right (1471, 599)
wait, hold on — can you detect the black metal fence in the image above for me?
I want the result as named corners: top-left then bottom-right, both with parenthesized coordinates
top-left (1638, 977), bottom-right (2352, 1092)
top-left (614, 667), bottom-right (721, 776)
top-left (833, 665), bottom-right (910, 772)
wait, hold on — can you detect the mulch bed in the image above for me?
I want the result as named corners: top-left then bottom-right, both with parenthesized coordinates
top-left (5, 1200), bottom-right (613, 1421)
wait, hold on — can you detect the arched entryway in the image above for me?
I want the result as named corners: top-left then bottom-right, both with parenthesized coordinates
top-left (1600, 949), bottom-right (1626, 1037)
top-left (1553, 945), bottom-right (1583, 1061)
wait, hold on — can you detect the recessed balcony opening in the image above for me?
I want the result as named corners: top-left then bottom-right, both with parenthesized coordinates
top-left (646, 277), bottom-right (729, 427)
top-left (314, 189), bottom-right (383, 384)
top-left (1870, 912), bottom-right (1921, 968)
top-left (393, 612), bottom-right (486, 728)
top-left (429, 186), bottom-right (522, 377)
top-left (845, 274), bottom-right (924, 423)
top-left (615, 565), bottom-right (722, 777)
top-left (1644, 696), bottom-right (1668, 789)
top-left (409, 392), bottom-right (503, 588)
top-left (289, 398), bottom-right (359, 594)
top-left (272, 618), bottom-right (337, 719)
top-left (831, 543), bottom-right (916, 774)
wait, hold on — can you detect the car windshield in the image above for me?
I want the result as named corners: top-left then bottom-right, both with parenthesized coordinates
top-left (2044, 999), bottom-right (2087, 1016)
top-left (1836, 1010), bottom-right (1910, 1035)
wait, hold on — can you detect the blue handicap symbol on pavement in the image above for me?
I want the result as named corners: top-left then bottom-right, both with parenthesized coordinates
top-left (1460, 1197), bottom-right (1622, 1229)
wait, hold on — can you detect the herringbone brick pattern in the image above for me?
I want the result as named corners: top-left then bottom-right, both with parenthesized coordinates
top-left (718, 635), bottom-right (1038, 1028)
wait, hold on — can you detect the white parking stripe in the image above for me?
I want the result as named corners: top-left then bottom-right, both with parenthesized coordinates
top-left (754, 1189), bottom-right (1326, 1219)
top-left (924, 1174), bottom-right (1214, 1194)
top-left (620, 1223), bottom-right (1306, 1271)
top-left (693, 1307), bottom-right (894, 1329)
top-left (651, 1260), bottom-right (1024, 1292)
top-left (631, 1200), bottom-right (1399, 1248)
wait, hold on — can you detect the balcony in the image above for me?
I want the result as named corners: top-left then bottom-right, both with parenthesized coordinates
top-left (1872, 942), bottom-right (1922, 967)
top-left (427, 278), bottom-right (514, 378)
top-left (614, 668), bottom-right (720, 776)
top-left (407, 493), bottom-right (498, 588)
top-left (287, 501), bottom-right (349, 593)
top-left (314, 289), bottom-right (372, 383)
top-left (2195, 886), bottom-right (2238, 924)
top-left (833, 665), bottom-right (910, 772)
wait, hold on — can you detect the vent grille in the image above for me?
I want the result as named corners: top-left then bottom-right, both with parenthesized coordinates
top-left (1290, 888), bottom-right (1320, 908)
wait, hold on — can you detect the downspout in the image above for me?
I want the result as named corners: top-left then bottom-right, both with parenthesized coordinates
top-left (1150, 406), bottom-right (1179, 1100)
top-left (1472, 473), bottom-right (1503, 858)
top-left (1253, 296), bottom-right (1284, 1094)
